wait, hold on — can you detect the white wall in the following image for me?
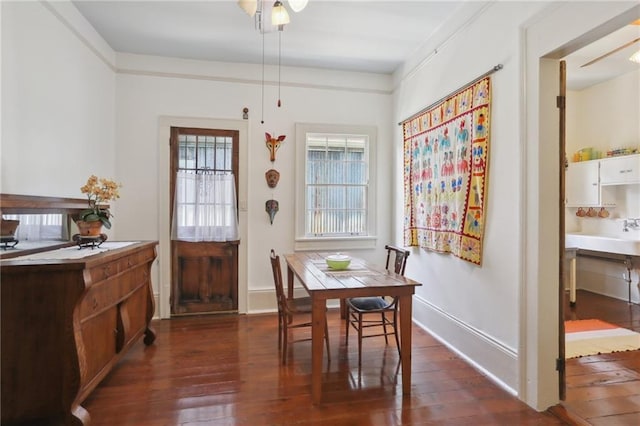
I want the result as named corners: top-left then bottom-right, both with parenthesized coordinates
top-left (392, 0), bottom-right (547, 396)
top-left (567, 70), bottom-right (640, 154)
top-left (1, 1), bottom-right (116, 199)
top-left (114, 54), bottom-right (393, 315)
top-left (393, 0), bottom-right (639, 410)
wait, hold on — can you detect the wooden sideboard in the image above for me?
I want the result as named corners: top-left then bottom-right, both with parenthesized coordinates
top-left (1, 241), bottom-right (158, 426)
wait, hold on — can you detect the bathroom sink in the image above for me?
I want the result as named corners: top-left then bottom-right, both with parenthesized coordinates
top-left (565, 232), bottom-right (640, 256)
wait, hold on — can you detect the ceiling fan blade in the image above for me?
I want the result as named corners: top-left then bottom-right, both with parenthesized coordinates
top-left (581, 37), bottom-right (640, 67)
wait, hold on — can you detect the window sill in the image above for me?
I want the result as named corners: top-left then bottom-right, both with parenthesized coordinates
top-left (294, 236), bottom-right (377, 251)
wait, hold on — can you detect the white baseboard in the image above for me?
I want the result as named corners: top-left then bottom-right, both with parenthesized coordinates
top-left (247, 288), bottom-right (341, 314)
top-left (412, 295), bottom-right (519, 395)
top-left (153, 289), bottom-right (341, 317)
top-left (248, 288), bottom-right (278, 314)
top-left (153, 292), bottom-right (160, 319)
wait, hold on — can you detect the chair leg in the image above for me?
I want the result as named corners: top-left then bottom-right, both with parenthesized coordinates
top-left (345, 306), bottom-right (350, 344)
top-left (277, 312), bottom-right (283, 350)
top-left (324, 318), bottom-right (331, 361)
top-left (382, 312), bottom-right (389, 345)
top-left (393, 307), bottom-right (401, 358)
top-left (282, 320), bottom-right (288, 365)
top-left (357, 312), bottom-right (363, 369)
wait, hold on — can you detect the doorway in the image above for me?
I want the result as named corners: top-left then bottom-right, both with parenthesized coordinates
top-left (169, 127), bottom-right (240, 315)
top-left (518, 0), bottom-right (640, 411)
top-left (555, 13), bottom-right (640, 423)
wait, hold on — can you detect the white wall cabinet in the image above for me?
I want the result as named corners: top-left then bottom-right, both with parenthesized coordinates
top-left (565, 160), bottom-right (617, 207)
top-left (566, 160), bottom-right (600, 206)
top-left (599, 154), bottom-right (640, 185)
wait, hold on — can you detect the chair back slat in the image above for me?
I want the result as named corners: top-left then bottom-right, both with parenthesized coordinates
top-left (270, 249), bottom-right (286, 314)
top-left (384, 244), bottom-right (410, 276)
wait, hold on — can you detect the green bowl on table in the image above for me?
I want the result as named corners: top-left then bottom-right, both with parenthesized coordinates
top-left (325, 253), bottom-right (351, 270)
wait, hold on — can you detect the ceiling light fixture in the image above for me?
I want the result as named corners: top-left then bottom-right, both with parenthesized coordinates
top-left (288, 0), bottom-right (308, 13)
top-left (237, 0), bottom-right (305, 25)
top-left (630, 49), bottom-right (640, 64)
top-left (238, 0), bottom-right (258, 17)
top-left (271, 1), bottom-right (290, 27)
top-left (237, 1), bottom-right (309, 121)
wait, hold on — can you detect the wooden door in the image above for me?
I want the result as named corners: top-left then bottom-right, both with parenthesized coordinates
top-left (170, 127), bottom-right (239, 315)
top-left (557, 60), bottom-right (567, 400)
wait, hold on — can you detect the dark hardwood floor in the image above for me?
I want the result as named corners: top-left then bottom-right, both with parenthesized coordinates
top-left (558, 289), bottom-right (640, 425)
top-left (83, 309), bottom-right (566, 425)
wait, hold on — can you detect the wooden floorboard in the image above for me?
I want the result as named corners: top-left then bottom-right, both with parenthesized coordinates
top-left (560, 289), bottom-right (640, 425)
top-left (83, 310), bottom-right (566, 425)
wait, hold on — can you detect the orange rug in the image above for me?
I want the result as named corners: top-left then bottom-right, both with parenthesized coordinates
top-left (565, 319), bottom-right (640, 358)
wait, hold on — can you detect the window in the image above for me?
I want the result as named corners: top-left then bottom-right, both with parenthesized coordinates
top-left (306, 134), bottom-right (367, 235)
top-left (176, 133), bottom-right (234, 173)
top-left (295, 124), bottom-right (377, 250)
top-left (2, 214), bottom-right (65, 241)
top-left (170, 128), bottom-right (239, 242)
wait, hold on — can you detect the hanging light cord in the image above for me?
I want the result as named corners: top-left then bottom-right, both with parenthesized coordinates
top-left (261, 29), bottom-right (265, 124)
top-left (277, 30), bottom-right (282, 108)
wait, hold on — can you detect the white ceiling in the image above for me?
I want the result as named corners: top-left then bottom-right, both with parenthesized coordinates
top-left (72, 0), bottom-right (640, 90)
top-left (561, 22), bottom-right (640, 90)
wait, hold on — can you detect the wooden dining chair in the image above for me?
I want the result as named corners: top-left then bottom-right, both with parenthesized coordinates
top-left (345, 244), bottom-right (410, 368)
top-left (270, 249), bottom-right (330, 365)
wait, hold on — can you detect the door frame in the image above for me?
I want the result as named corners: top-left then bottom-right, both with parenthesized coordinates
top-left (521, 2), bottom-right (638, 410)
top-left (169, 126), bottom-right (240, 316)
top-left (158, 116), bottom-right (249, 319)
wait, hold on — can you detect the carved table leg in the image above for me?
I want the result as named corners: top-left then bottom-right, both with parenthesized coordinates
top-left (144, 326), bottom-right (157, 345)
top-left (70, 404), bottom-right (90, 426)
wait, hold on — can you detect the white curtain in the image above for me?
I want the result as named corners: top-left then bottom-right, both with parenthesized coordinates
top-left (3, 214), bottom-right (64, 240)
top-left (171, 172), bottom-right (239, 242)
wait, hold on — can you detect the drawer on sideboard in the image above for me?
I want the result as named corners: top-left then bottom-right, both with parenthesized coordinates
top-left (87, 248), bottom-right (155, 283)
top-left (79, 266), bottom-right (150, 320)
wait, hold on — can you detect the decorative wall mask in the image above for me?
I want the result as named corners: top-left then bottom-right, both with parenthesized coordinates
top-left (265, 169), bottom-right (280, 188)
top-left (265, 132), bottom-right (285, 162)
top-left (265, 199), bottom-right (279, 224)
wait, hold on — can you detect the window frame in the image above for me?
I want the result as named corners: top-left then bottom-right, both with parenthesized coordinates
top-left (169, 127), bottom-right (239, 242)
top-left (295, 123), bottom-right (377, 251)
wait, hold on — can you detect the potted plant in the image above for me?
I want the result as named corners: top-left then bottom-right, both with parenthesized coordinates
top-left (77, 175), bottom-right (121, 236)
top-left (1, 218), bottom-right (20, 238)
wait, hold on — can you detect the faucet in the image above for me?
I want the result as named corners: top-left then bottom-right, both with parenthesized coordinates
top-left (622, 218), bottom-right (640, 232)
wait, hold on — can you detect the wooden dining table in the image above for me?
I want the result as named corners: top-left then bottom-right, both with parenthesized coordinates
top-left (284, 251), bottom-right (422, 404)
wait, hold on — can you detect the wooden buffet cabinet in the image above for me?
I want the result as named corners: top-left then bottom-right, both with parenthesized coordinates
top-left (0, 195), bottom-right (158, 425)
